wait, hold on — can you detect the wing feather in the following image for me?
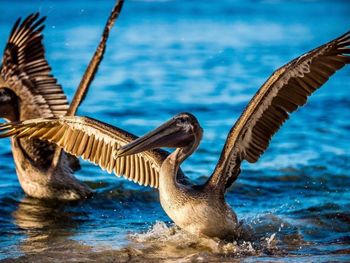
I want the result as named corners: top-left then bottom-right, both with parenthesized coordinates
top-left (207, 31), bottom-right (350, 191)
top-left (1, 13), bottom-right (69, 118)
top-left (51, 0), bottom-right (125, 169)
top-left (67, 0), bottom-right (124, 116)
top-left (0, 116), bottom-right (171, 188)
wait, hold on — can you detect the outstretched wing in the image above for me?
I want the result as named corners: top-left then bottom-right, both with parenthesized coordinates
top-left (206, 31), bottom-right (350, 191)
top-left (1, 13), bottom-right (69, 118)
top-left (51, 0), bottom-right (124, 170)
top-left (67, 0), bottom-right (124, 116)
top-left (0, 116), bottom-right (171, 188)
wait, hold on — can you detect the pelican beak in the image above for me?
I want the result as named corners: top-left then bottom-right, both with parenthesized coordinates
top-left (117, 118), bottom-right (184, 158)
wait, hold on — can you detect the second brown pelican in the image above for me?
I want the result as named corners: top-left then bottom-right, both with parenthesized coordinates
top-left (0, 1), bottom-right (124, 200)
top-left (0, 30), bottom-right (349, 238)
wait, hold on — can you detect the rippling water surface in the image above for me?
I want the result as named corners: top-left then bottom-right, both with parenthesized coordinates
top-left (0, 0), bottom-right (350, 262)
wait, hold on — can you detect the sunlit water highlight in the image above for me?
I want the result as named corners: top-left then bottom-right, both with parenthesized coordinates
top-left (0, 0), bottom-right (349, 262)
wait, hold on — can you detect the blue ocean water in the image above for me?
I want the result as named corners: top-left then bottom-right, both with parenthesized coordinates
top-left (0, 0), bottom-right (349, 261)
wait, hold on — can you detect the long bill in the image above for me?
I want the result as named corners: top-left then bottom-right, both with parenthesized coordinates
top-left (116, 118), bottom-right (183, 158)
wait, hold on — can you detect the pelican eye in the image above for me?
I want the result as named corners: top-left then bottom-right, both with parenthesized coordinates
top-left (175, 117), bottom-right (187, 126)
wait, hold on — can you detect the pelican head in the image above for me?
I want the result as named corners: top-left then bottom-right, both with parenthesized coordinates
top-left (117, 112), bottom-right (203, 158)
top-left (0, 79), bottom-right (19, 122)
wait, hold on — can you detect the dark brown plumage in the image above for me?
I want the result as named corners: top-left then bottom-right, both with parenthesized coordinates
top-left (1, 13), bottom-right (69, 119)
top-left (67, 0), bottom-right (124, 116)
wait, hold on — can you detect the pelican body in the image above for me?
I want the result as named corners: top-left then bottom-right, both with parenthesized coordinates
top-left (159, 136), bottom-right (239, 238)
top-left (0, 14), bottom-right (89, 200)
top-left (115, 113), bottom-right (240, 238)
top-left (0, 1), bottom-right (124, 200)
top-left (0, 30), bottom-right (349, 237)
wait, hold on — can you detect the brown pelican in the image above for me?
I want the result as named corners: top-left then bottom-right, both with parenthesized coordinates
top-left (0, 0), bottom-right (124, 200)
top-left (0, 31), bottom-right (349, 238)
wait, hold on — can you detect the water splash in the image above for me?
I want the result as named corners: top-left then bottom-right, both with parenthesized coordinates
top-left (127, 220), bottom-right (286, 260)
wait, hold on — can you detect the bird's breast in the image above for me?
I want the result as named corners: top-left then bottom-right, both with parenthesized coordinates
top-left (159, 186), bottom-right (239, 238)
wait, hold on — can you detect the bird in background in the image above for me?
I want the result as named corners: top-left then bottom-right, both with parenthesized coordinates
top-left (0, 0), bottom-right (125, 201)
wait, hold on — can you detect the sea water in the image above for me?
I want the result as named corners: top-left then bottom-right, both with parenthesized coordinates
top-left (0, 0), bottom-right (349, 262)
